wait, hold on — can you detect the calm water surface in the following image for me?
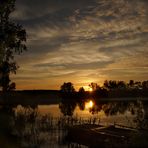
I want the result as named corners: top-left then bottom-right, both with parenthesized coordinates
top-left (37, 103), bottom-right (134, 126)
top-left (0, 98), bottom-right (148, 147)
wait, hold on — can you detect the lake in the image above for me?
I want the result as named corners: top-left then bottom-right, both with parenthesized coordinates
top-left (0, 97), bottom-right (148, 147)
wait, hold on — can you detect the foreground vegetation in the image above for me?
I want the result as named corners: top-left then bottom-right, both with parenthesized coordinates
top-left (0, 103), bottom-right (148, 148)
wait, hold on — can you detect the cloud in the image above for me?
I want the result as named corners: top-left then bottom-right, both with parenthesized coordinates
top-left (10, 0), bottom-right (148, 89)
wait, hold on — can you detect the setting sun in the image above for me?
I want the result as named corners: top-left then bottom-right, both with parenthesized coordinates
top-left (83, 86), bottom-right (93, 92)
top-left (85, 100), bottom-right (94, 109)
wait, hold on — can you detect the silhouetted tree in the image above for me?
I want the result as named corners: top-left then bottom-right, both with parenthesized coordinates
top-left (78, 87), bottom-right (85, 97)
top-left (109, 80), bottom-right (118, 89)
top-left (142, 81), bottom-right (148, 89)
top-left (89, 82), bottom-right (99, 91)
top-left (128, 80), bottom-right (134, 88)
top-left (60, 82), bottom-right (75, 93)
top-left (78, 87), bottom-right (90, 99)
top-left (78, 87), bottom-right (85, 93)
top-left (103, 80), bottom-right (117, 89)
top-left (134, 81), bottom-right (142, 89)
top-left (117, 81), bottom-right (126, 89)
top-left (0, 0), bottom-right (27, 92)
top-left (103, 80), bottom-right (109, 89)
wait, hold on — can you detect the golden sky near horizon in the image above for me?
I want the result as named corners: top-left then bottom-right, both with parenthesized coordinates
top-left (10, 0), bottom-right (148, 90)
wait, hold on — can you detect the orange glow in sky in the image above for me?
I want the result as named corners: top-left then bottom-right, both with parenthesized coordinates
top-left (83, 86), bottom-right (93, 92)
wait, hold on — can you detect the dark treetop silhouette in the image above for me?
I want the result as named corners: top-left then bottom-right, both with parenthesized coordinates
top-left (59, 80), bottom-right (148, 99)
top-left (0, 0), bottom-right (27, 92)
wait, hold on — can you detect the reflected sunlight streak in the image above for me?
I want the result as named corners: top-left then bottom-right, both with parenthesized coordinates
top-left (85, 100), bottom-right (94, 109)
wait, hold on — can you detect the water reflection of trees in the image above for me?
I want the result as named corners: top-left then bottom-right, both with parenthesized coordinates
top-left (59, 96), bottom-right (148, 129)
top-left (59, 99), bottom-right (77, 116)
top-left (88, 101), bottom-right (131, 116)
top-left (59, 98), bottom-right (131, 117)
top-left (95, 100), bottom-right (147, 129)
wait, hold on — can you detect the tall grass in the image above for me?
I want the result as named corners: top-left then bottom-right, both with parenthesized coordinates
top-left (11, 107), bottom-right (102, 147)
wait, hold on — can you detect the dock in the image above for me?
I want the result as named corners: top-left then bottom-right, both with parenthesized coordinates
top-left (67, 124), bottom-right (138, 148)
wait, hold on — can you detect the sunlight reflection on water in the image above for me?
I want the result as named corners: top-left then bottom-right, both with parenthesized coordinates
top-left (14, 99), bottom-right (138, 127)
top-left (85, 100), bottom-right (94, 109)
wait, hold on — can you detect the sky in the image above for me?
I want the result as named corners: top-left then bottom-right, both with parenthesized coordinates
top-left (11, 0), bottom-right (148, 90)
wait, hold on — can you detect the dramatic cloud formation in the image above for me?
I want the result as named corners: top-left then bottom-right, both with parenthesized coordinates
top-left (11, 0), bottom-right (148, 90)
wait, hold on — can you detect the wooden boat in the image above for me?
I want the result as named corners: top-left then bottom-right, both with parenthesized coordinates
top-left (67, 124), bottom-right (139, 148)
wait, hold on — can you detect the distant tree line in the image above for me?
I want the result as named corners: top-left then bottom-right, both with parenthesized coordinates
top-left (89, 80), bottom-right (148, 98)
top-left (60, 80), bottom-right (148, 99)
